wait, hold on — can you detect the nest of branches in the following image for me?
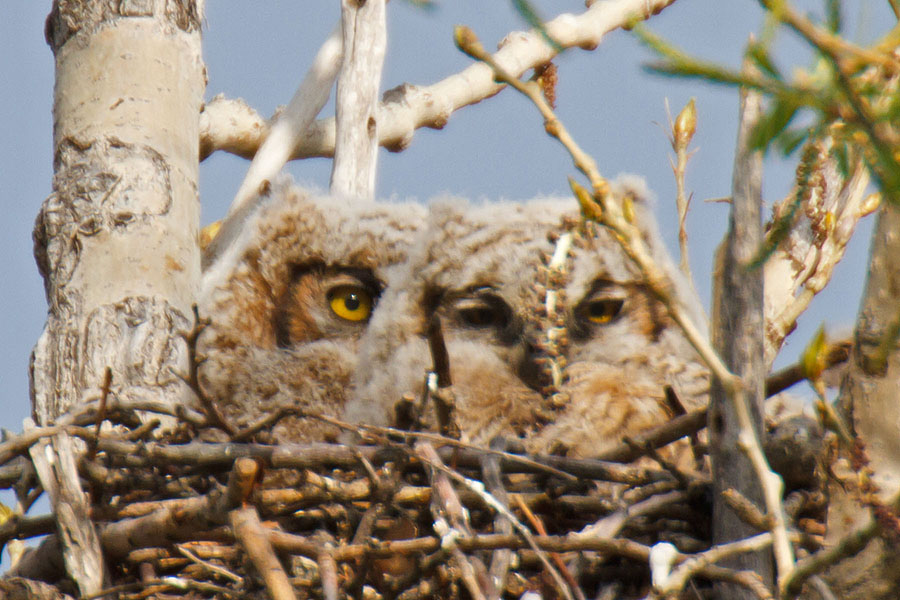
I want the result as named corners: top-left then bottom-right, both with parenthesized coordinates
top-left (0, 372), bottom-right (833, 600)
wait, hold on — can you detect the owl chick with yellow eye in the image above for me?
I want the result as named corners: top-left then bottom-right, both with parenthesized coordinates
top-left (198, 181), bottom-right (425, 443)
top-left (349, 176), bottom-right (709, 463)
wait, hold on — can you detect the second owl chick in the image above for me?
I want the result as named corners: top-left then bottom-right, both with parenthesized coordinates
top-left (199, 182), bottom-right (425, 443)
top-left (349, 176), bottom-right (710, 461)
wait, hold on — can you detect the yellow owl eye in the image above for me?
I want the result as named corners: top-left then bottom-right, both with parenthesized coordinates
top-left (328, 286), bottom-right (374, 322)
top-left (583, 298), bottom-right (624, 324)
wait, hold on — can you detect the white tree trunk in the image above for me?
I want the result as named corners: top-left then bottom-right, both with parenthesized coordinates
top-left (330, 0), bottom-right (387, 199)
top-left (33, 0), bottom-right (205, 425)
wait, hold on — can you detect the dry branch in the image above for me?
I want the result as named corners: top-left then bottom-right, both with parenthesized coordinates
top-left (199, 0), bottom-right (679, 162)
top-left (230, 506), bottom-right (297, 600)
top-left (708, 61), bottom-right (779, 595)
top-left (230, 24), bottom-right (342, 217)
top-left (28, 432), bottom-right (106, 596)
top-left (331, 0), bottom-right (386, 199)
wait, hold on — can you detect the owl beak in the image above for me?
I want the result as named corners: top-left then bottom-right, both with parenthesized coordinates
top-left (516, 338), bottom-right (554, 393)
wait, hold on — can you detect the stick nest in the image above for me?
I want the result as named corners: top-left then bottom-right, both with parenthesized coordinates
top-left (0, 385), bottom-right (831, 600)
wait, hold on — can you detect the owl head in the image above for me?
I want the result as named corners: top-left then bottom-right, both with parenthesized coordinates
top-left (198, 181), bottom-right (425, 442)
top-left (349, 176), bottom-right (709, 459)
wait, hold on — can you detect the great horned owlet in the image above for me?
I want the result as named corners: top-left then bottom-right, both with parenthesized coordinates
top-left (349, 176), bottom-right (710, 461)
top-left (198, 182), bottom-right (425, 442)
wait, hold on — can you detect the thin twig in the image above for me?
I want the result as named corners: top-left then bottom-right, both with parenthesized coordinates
top-left (482, 437), bottom-right (512, 600)
top-left (416, 442), bottom-right (492, 600)
top-left (513, 495), bottom-right (587, 600)
top-left (176, 544), bottom-right (244, 584)
top-left (457, 25), bottom-right (795, 588)
top-left (655, 532), bottom-right (775, 595)
top-left (670, 98), bottom-right (697, 282)
top-left (416, 442), bottom-right (575, 600)
top-left (80, 577), bottom-right (244, 600)
top-left (268, 529), bottom-right (652, 564)
top-left (781, 518), bottom-right (878, 598)
top-left (173, 305), bottom-right (236, 436)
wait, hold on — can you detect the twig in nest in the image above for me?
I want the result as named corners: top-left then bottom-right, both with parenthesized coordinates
top-left (172, 305), bottom-right (237, 436)
top-left (85, 433), bottom-right (667, 485)
top-left (722, 488), bottom-right (772, 532)
top-left (513, 495), bottom-right (586, 600)
top-left (654, 532), bottom-right (777, 596)
top-left (226, 456), bottom-right (263, 507)
top-left (409, 314), bottom-right (460, 439)
top-left (427, 314), bottom-right (452, 388)
top-left (415, 442), bottom-right (574, 600)
top-left (86, 368), bottom-right (113, 461)
top-left (176, 543), bottom-right (244, 584)
top-left (230, 505), bottom-right (297, 600)
top-left (483, 437), bottom-right (512, 599)
top-left (80, 577), bottom-right (243, 600)
top-left (230, 406), bottom-right (301, 442)
top-left (622, 436), bottom-right (693, 490)
top-left (99, 458), bottom-right (258, 560)
top-left (269, 529), bottom-right (654, 563)
top-left (782, 518), bottom-right (878, 598)
top-left (318, 547), bottom-right (339, 600)
top-left (416, 441), bottom-right (492, 600)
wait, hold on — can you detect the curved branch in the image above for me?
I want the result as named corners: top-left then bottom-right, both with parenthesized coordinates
top-left (198, 0), bottom-right (678, 162)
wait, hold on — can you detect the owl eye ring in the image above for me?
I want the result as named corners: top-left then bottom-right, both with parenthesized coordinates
top-left (582, 298), bottom-right (624, 324)
top-left (328, 285), bottom-right (374, 322)
top-left (450, 293), bottom-right (512, 331)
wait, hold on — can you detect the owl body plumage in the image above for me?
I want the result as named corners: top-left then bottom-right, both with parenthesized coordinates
top-left (350, 176), bottom-right (709, 460)
top-left (200, 177), bottom-right (709, 461)
top-left (198, 182), bottom-right (426, 442)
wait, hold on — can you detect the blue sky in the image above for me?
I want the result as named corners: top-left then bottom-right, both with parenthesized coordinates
top-left (0, 0), bottom-right (888, 524)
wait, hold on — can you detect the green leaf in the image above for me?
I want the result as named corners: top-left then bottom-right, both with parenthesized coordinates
top-left (831, 142), bottom-right (850, 179)
top-left (747, 40), bottom-right (782, 80)
top-left (825, 0), bottom-right (841, 33)
top-left (775, 126), bottom-right (810, 156)
top-left (750, 99), bottom-right (800, 151)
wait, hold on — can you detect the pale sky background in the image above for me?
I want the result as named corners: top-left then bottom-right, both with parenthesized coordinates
top-left (0, 0), bottom-right (890, 542)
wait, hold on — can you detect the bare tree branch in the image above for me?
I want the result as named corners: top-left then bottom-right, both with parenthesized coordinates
top-left (199, 0), bottom-right (679, 162)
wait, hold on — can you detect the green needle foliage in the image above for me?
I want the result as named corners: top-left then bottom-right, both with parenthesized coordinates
top-left (635, 0), bottom-right (900, 204)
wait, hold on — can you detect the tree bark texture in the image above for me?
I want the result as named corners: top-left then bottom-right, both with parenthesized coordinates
top-left (32, 0), bottom-right (205, 425)
top-left (330, 0), bottom-right (386, 199)
top-left (823, 202), bottom-right (900, 600)
top-left (708, 83), bottom-right (773, 596)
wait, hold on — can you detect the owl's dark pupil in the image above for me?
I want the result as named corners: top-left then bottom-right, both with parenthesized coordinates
top-left (344, 293), bottom-right (361, 311)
